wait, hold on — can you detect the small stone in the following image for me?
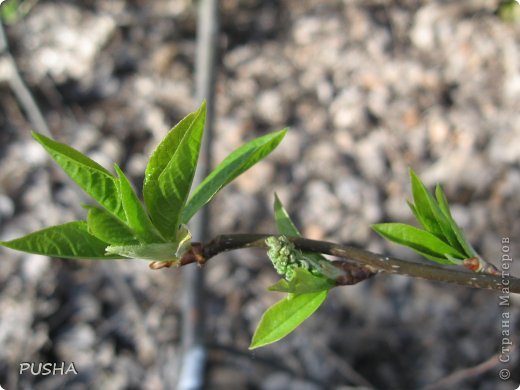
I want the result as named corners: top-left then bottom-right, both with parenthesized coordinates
top-left (355, 130), bottom-right (389, 182)
top-left (21, 254), bottom-right (50, 283)
top-left (256, 90), bottom-right (288, 125)
top-left (234, 161), bottom-right (274, 194)
top-left (56, 324), bottom-right (96, 365)
top-left (301, 181), bottom-right (342, 233)
top-left (330, 87), bottom-right (364, 129)
top-left (334, 177), bottom-right (363, 211)
top-left (21, 3), bottom-right (116, 82)
top-left (488, 127), bottom-right (520, 164)
top-left (0, 194), bottom-right (15, 220)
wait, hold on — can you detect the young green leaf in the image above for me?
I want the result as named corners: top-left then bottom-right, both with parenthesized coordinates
top-left (181, 129), bottom-right (287, 223)
top-left (252, 195), bottom-right (335, 348)
top-left (372, 223), bottom-right (465, 263)
top-left (114, 164), bottom-right (164, 244)
top-left (174, 223), bottom-right (192, 259)
top-left (106, 223), bottom-right (192, 261)
top-left (273, 192), bottom-right (300, 236)
top-left (435, 185), bottom-right (476, 258)
top-left (435, 184), bottom-right (452, 218)
top-left (409, 169), bottom-right (444, 238)
top-left (409, 247), bottom-right (458, 265)
top-left (143, 102), bottom-right (206, 240)
top-left (268, 268), bottom-right (335, 294)
top-left (409, 170), bottom-right (465, 254)
top-left (85, 206), bottom-right (138, 246)
top-left (406, 200), bottom-right (421, 225)
top-left (249, 290), bottom-right (328, 349)
top-left (106, 242), bottom-right (181, 261)
top-left (430, 203), bottom-right (467, 255)
top-left (0, 221), bottom-right (121, 259)
top-left (32, 132), bottom-right (125, 221)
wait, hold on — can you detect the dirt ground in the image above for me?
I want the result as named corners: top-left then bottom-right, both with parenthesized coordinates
top-left (0, 0), bottom-right (519, 389)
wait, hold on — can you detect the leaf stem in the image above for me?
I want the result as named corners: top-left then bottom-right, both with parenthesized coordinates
top-left (173, 234), bottom-right (520, 293)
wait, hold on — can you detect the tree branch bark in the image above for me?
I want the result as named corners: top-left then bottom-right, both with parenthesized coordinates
top-left (169, 234), bottom-right (520, 293)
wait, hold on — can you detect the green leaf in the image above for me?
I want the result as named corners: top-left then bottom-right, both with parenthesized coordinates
top-left (0, 221), bottom-right (121, 259)
top-left (435, 184), bottom-right (453, 218)
top-left (114, 164), bottom-right (164, 244)
top-left (143, 102), bottom-right (206, 240)
top-left (106, 242), bottom-right (181, 261)
top-left (435, 185), bottom-right (477, 258)
top-left (372, 223), bottom-right (465, 263)
top-left (409, 247), bottom-right (457, 265)
top-left (409, 169), bottom-right (444, 238)
top-left (1, 0), bottom-right (24, 24)
top-left (106, 223), bottom-right (192, 261)
top-left (252, 196), bottom-right (335, 348)
top-left (268, 268), bottom-right (334, 294)
top-left (249, 290), bottom-right (328, 349)
top-left (405, 200), bottom-right (455, 264)
top-left (273, 193), bottom-right (300, 236)
top-left (407, 200), bottom-right (421, 223)
top-left (32, 132), bottom-right (125, 221)
top-left (410, 170), bottom-right (466, 255)
top-left (181, 129), bottom-right (287, 223)
top-left (85, 206), bottom-right (138, 246)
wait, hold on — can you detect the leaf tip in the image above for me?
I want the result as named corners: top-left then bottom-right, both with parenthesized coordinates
top-left (197, 99), bottom-right (207, 116)
top-left (248, 332), bottom-right (271, 350)
top-left (370, 223), bottom-right (384, 232)
top-left (31, 131), bottom-right (47, 146)
top-left (113, 163), bottom-right (123, 176)
top-left (273, 192), bottom-right (282, 207)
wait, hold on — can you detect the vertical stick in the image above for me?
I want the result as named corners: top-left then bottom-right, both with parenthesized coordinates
top-left (178, 0), bottom-right (219, 389)
top-left (0, 22), bottom-right (51, 136)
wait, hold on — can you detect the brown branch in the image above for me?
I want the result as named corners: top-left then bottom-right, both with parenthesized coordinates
top-left (421, 349), bottom-right (510, 390)
top-left (167, 234), bottom-right (520, 293)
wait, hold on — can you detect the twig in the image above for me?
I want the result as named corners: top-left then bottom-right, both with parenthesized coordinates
top-left (100, 262), bottom-right (157, 365)
top-left (421, 349), bottom-right (512, 390)
top-left (171, 234), bottom-right (520, 293)
top-left (206, 342), bottom-right (330, 388)
top-left (313, 342), bottom-right (375, 388)
top-left (0, 21), bottom-right (51, 136)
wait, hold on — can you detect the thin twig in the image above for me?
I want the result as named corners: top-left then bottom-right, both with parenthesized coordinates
top-left (313, 342), bottom-right (375, 388)
top-left (421, 349), bottom-right (512, 390)
top-left (0, 21), bottom-right (51, 136)
top-left (206, 342), bottom-right (330, 388)
top-left (101, 262), bottom-right (157, 365)
top-left (171, 234), bottom-right (520, 293)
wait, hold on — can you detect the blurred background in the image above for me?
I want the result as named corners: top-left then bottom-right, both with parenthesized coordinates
top-left (0, 0), bottom-right (519, 389)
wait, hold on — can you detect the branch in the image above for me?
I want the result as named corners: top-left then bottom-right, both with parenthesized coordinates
top-left (421, 350), bottom-right (508, 390)
top-left (0, 22), bottom-right (51, 136)
top-left (165, 234), bottom-right (520, 293)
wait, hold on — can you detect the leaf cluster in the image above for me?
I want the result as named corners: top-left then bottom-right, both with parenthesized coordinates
top-left (1, 102), bottom-right (287, 263)
top-left (250, 195), bottom-right (335, 349)
top-left (372, 169), bottom-right (480, 265)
